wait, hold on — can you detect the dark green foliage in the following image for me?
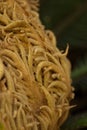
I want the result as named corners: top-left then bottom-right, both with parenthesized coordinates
top-left (72, 56), bottom-right (87, 79)
top-left (61, 113), bottom-right (87, 130)
top-left (40, 0), bottom-right (87, 129)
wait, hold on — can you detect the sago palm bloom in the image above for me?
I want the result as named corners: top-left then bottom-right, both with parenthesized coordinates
top-left (0, 0), bottom-right (74, 130)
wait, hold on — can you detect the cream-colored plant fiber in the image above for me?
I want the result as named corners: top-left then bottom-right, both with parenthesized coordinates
top-left (0, 0), bottom-right (74, 130)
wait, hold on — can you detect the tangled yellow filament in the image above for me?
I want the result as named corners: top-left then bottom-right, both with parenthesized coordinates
top-left (0, 0), bottom-right (74, 130)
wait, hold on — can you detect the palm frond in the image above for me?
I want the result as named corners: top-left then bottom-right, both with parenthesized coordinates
top-left (40, 0), bottom-right (87, 49)
top-left (72, 56), bottom-right (87, 80)
top-left (61, 112), bottom-right (87, 130)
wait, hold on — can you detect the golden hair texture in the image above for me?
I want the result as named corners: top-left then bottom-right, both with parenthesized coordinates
top-left (0, 0), bottom-right (74, 130)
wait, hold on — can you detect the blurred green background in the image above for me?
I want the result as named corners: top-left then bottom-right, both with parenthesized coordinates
top-left (39, 0), bottom-right (87, 130)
